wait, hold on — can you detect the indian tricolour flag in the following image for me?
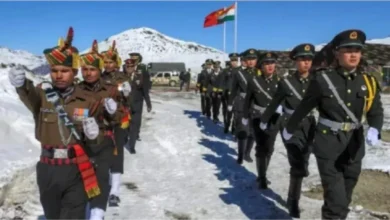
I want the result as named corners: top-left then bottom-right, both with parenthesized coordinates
top-left (218, 3), bottom-right (236, 23)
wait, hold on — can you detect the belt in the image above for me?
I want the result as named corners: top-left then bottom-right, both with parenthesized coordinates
top-left (239, 92), bottom-right (246, 98)
top-left (318, 117), bottom-right (360, 132)
top-left (40, 145), bottom-right (77, 165)
top-left (252, 104), bottom-right (266, 114)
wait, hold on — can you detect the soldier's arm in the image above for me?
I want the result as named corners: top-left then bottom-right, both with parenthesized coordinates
top-left (228, 73), bottom-right (238, 106)
top-left (366, 76), bottom-right (384, 132)
top-left (142, 71), bottom-right (152, 109)
top-left (243, 81), bottom-right (253, 119)
top-left (261, 81), bottom-right (286, 123)
top-left (285, 78), bottom-right (321, 133)
top-left (196, 74), bottom-right (201, 88)
top-left (105, 87), bottom-right (124, 125)
top-left (16, 79), bottom-right (42, 116)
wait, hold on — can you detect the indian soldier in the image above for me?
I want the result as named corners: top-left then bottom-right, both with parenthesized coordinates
top-left (200, 59), bottom-right (214, 119)
top-left (78, 40), bottom-right (130, 219)
top-left (227, 50), bottom-right (255, 164)
top-left (209, 60), bottom-right (224, 123)
top-left (196, 63), bottom-right (206, 114)
top-left (100, 41), bottom-right (128, 207)
top-left (283, 29), bottom-right (383, 219)
top-left (123, 53), bottom-right (152, 154)
top-left (9, 27), bottom-right (103, 219)
top-left (260, 44), bottom-right (316, 217)
top-left (126, 52), bottom-right (152, 142)
top-left (224, 53), bottom-right (240, 134)
top-left (242, 51), bottom-right (282, 189)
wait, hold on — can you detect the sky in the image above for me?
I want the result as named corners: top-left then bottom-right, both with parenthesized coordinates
top-left (0, 1), bottom-right (389, 55)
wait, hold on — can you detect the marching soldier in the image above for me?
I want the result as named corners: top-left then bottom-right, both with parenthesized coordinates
top-left (123, 53), bottom-right (152, 154)
top-left (223, 53), bottom-right (240, 133)
top-left (200, 59), bottom-right (214, 120)
top-left (100, 41), bottom-right (129, 206)
top-left (283, 30), bottom-right (383, 219)
top-left (210, 60), bottom-right (224, 123)
top-left (125, 52), bottom-right (152, 143)
top-left (227, 50), bottom-right (255, 164)
top-left (196, 63), bottom-right (206, 115)
top-left (243, 51), bottom-right (282, 189)
top-left (78, 40), bottom-right (129, 219)
top-left (9, 27), bottom-right (102, 219)
top-left (260, 44), bottom-right (316, 217)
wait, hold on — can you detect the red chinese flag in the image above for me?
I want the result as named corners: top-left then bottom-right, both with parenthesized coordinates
top-left (203, 8), bottom-right (225, 28)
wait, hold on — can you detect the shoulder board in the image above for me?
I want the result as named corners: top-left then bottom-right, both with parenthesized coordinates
top-left (257, 69), bottom-right (262, 76)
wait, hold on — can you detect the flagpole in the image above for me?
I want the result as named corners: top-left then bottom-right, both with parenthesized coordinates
top-left (223, 7), bottom-right (226, 52)
top-left (234, 1), bottom-right (238, 53)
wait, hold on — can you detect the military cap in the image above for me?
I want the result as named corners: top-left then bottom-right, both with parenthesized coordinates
top-left (289, 43), bottom-right (315, 60)
top-left (129, 52), bottom-right (143, 63)
top-left (258, 52), bottom-right (278, 63)
top-left (43, 27), bottom-right (80, 69)
top-left (124, 58), bottom-right (136, 65)
top-left (213, 61), bottom-right (221, 66)
top-left (79, 40), bottom-right (104, 70)
top-left (201, 63), bottom-right (205, 68)
top-left (242, 48), bottom-right (258, 59)
top-left (332, 29), bottom-right (366, 49)
top-left (228, 53), bottom-right (240, 61)
top-left (205, 59), bottom-right (214, 65)
top-left (101, 40), bottom-right (122, 66)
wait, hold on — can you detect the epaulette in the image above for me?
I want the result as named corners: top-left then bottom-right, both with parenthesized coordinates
top-left (256, 69), bottom-right (262, 76)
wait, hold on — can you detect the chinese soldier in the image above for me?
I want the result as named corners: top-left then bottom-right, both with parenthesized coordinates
top-left (260, 44), bottom-right (316, 217)
top-left (200, 59), bottom-right (214, 119)
top-left (196, 63), bottom-right (207, 114)
top-left (223, 53), bottom-right (239, 134)
top-left (283, 29), bottom-right (383, 219)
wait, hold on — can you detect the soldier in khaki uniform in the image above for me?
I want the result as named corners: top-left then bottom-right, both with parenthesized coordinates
top-left (9, 27), bottom-right (105, 219)
top-left (78, 40), bottom-right (129, 219)
top-left (100, 41), bottom-right (129, 206)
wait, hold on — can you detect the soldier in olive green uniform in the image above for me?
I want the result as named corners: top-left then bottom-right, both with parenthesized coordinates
top-left (100, 41), bottom-right (129, 206)
top-left (9, 27), bottom-right (104, 219)
top-left (283, 30), bottom-right (383, 219)
top-left (196, 63), bottom-right (207, 114)
top-left (123, 53), bottom-right (152, 154)
top-left (224, 53), bottom-right (240, 134)
top-left (228, 50), bottom-right (256, 164)
top-left (243, 51), bottom-right (281, 189)
top-left (260, 44), bottom-right (316, 217)
top-left (78, 40), bottom-right (129, 219)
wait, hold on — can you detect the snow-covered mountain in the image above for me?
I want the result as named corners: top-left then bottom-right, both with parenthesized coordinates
top-left (82, 27), bottom-right (228, 73)
top-left (0, 47), bottom-right (46, 70)
top-left (315, 36), bottom-right (390, 51)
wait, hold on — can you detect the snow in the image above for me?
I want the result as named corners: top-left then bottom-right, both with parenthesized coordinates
top-left (0, 78), bottom-right (388, 218)
top-left (81, 27), bottom-right (228, 73)
top-left (0, 47), bottom-right (46, 70)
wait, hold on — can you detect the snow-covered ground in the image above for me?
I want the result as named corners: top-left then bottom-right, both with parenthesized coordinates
top-left (0, 71), bottom-right (389, 218)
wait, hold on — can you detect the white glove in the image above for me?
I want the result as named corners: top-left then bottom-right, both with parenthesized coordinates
top-left (276, 105), bottom-right (283, 114)
top-left (9, 67), bottom-right (26, 88)
top-left (227, 105), bottom-right (233, 112)
top-left (282, 128), bottom-right (293, 141)
top-left (260, 122), bottom-right (267, 130)
top-left (366, 127), bottom-right (379, 146)
top-left (104, 98), bottom-right (117, 115)
top-left (82, 117), bottom-right (99, 140)
top-left (241, 118), bottom-right (248, 126)
top-left (119, 82), bottom-right (131, 97)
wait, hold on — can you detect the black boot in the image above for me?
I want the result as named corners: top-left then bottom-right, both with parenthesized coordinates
top-left (265, 155), bottom-right (272, 184)
top-left (287, 176), bottom-right (303, 218)
top-left (244, 137), bottom-right (254, 163)
top-left (256, 156), bottom-right (268, 189)
top-left (224, 124), bottom-right (229, 134)
top-left (236, 139), bottom-right (246, 165)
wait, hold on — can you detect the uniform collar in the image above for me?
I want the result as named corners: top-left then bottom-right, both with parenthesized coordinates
top-left (79, 79), bottom-right (106, 92)
top-left (294, 71), bottom-right (310, 83)
top-left (337, 67), bottom-right (358, 79)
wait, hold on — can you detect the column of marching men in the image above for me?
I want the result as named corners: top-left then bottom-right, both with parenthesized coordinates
top-left (7, 27), bottom-right (152, 220)
top-left (196, 28), bottom-right (383, 220)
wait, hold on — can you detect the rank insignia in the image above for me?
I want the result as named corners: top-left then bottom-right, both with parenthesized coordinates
top-left (304, 45), bottom-right (310, 51)
top-left (350, 31), bottom-right (358, 39)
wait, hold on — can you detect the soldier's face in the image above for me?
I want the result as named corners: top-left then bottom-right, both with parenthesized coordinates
top-left (241, 60), bottom-right (247, 67)
top-left (50, 65), bottom-right (75, 89)
top-left (81, 65), bottom-right (100, 83)
top-left (206, 64), bottom-right (213, 69)
top-left (296, 57), bottom-right (313, 73)
top-left (231, 61), bottom-right (238, 67)
top-left (261, 61), bottom-right (276, 75)
top-left (246, 58), bottom-right (257, 68)
top-left (104, 59), bottom-right (117, 72)
top-left (336, 47), bottom-right (362, 70)
top-left (125, 64), bottom-right (136, 73)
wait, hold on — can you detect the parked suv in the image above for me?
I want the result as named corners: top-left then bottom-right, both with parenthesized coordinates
top-left (151, 71), bottom-right (180, 87)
